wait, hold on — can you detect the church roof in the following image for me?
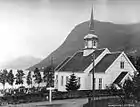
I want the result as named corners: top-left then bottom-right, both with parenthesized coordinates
top-left (55, 56), bottom-right (71, 71)
top-left (84, 34), bottom-right (98, 40)
top-left (92, 52), bottom-right (121, 73)
top-left (58, 48), bottom-right (105, 72)
top-left (57, 48), bottom-right (122, 73)
top-left (113, 72), bottom-right (128, 84)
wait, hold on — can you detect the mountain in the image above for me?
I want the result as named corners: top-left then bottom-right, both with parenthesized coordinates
top-left (28, 20), bottom-right (140, 71)
top-left (2, 56), bottom-right (42, 70)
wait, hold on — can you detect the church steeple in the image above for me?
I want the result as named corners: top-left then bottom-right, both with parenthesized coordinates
top-left (83, 6), bottom-right (99, 56)
top-left (89, 6), bottom-right (94, 34)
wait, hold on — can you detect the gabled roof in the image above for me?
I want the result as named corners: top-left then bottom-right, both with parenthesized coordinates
top-left (55, 56), bottom-right (71, 71)
top-left (113, 72), bottom-right (128, 84)
top-left (91, 52), bottom-right (121, 73)
top-left (59, 48), bottom-right (105, 72)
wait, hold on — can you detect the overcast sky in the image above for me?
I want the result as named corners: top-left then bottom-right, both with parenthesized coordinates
top-left (0, 0), bottom-right (140, 66)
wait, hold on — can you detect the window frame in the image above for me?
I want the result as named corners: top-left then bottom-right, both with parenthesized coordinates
top-left (85, 40), bottom-right (88, 48)
top-left (99, 78), bottom-right (102, 90)
top-left (78, 77), bottom-right (80, 85)
top-left (93, 40), bottom-right (96, 46)
top-left (66, 76), bottom-right (69, 84)
top-left (61, 76), bottom-right (64, 86)
top-left (55, 75), bottom-right (58, 83)
top-left (94, 78), bottom-right (96, 89)
top-left (120, 61), bottom-right (124, 69)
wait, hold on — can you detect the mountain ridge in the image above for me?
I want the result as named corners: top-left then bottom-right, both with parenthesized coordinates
top-left (2, 56), bottom-right (42, 70)
top-left (28, 20), bottom-right (140, 71)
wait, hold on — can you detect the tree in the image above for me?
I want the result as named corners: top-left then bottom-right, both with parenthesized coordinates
top-left (33, 68), bottom-right (42, 87)
top-left (15, 70), bottom-right (25, 86)
top-left (107, 71), bottom-right (140, 105)
top-left (132, 73), bottom-right (140, 101)
top-left (65, 73), bottom-right (80, 91)
top-left (43, 65), bottom-right (55, 87)
top-left (26, 71), bottom-right (32, 88)
top-left (128, 55), bottom-right (136, 67)
top-left (128, 55), bottom-right (140, 75)
top-left (106, 78), bottom-right (135, 107)
top-left (106, 83), bottom-right (118, 96)
top-left (0, 69), bottom-right (8, 90)
top-left (123, 78), bottom-right (134, 99)
top-left (106, 83), bottom-right (126, 107)
top-left (7, 70), bottom-right (14, 88)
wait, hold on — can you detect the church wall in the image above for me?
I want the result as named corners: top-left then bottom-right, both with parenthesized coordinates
top-left (57, 71), bottom-right (87, 91)
top-left (56, 71), bottom-right (107, 91)
top-left (88, 73), bottom-right (106, 90)
top-left (52, 52), bottom-right (135, 91)
top-left (105, 53), bottom-right (135, 87)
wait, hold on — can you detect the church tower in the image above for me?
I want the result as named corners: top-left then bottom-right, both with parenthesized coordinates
top-left (83, 7), bottom-right (99, 56)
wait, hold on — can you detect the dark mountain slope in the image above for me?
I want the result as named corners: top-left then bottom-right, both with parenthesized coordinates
top-left (28, 20), bottom-right (140, 71)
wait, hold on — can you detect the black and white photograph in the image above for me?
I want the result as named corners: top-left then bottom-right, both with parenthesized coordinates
top-left (0, 0), bottom-right (139, 107)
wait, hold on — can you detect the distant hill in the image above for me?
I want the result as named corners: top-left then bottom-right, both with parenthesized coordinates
top-left (2, 56), bottom-right (42, 70)
top-left (28, 20), bottom-right (140, 71)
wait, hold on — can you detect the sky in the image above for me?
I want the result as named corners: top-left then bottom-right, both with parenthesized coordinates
top-left (0, 0), bottom-right (140, 67)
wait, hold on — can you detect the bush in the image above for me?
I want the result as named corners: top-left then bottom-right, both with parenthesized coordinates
top-left (2, 91), bottom-right (48, 104)
top-left (0, 89), bottom-right (123, 104)
top-left (52, 90), bottom-right (115, 100)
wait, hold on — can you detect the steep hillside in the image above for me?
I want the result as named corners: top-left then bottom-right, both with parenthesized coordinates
top-left (28, 20), bottom-right (140, 71)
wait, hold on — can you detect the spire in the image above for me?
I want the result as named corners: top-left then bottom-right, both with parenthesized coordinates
top-left (89, 6), bottom-right (95, 34)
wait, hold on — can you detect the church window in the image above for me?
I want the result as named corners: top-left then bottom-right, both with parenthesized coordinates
top-left (55, 75), bottom-right (58, 83)
top-left (61, 76), bottom-right (64, 86)
top-left (56, 75), bottom-right (58, 80)
top-left (78, 77), bottom-right (80, 85)
top-left (93, 41), bottom-right (96, 46)
top-left (66, 76), bottom-right (69, 84)
top-left (99, 78), bottom-right (102, 90)
top-left (85, 40), bottom-right (88, 48)
top-left (88, 41), bottom-right (92, 48)
top-left (94, 78), bottom-right (96, 89)
top-left (120, 61), bottom-right (124, 69)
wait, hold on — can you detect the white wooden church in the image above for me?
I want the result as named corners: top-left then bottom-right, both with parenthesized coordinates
top-left (54, 8), bottom-right (136, 92)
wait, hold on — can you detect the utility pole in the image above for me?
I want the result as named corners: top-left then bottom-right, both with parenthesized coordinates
top-left (50, 56), bottom-right (55, 87)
